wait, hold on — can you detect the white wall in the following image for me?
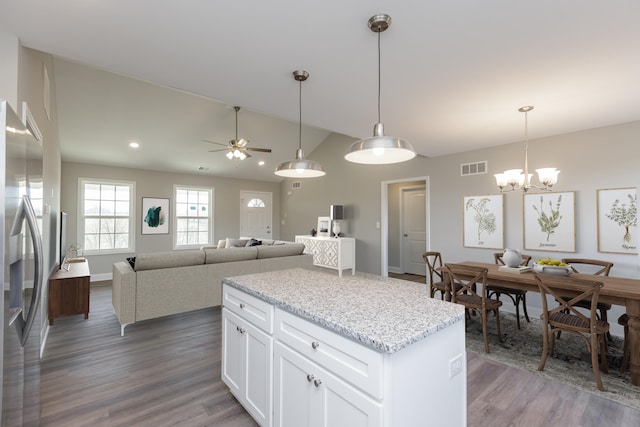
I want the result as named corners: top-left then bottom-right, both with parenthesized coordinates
top-left (0, 27), bottom-right (19, 110)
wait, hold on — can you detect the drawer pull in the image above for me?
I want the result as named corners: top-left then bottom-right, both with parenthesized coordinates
top-left (239, 303), bottom-right (245, 309)
top-left (306, 374), bottom-right (314, 382)
top-left (313, 379), bottom-right (322, 388)
top-left (236, 326), bottom-right (245, 334)
top-left (311, 341), bottom-right (320, 350)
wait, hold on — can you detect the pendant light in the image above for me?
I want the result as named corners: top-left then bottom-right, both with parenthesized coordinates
top-left (345, 14), bottom-right (416, 165)
top-left (494, 106), bottom-right (559, 193)
top-left (275, 70), bottom-right (326, 178)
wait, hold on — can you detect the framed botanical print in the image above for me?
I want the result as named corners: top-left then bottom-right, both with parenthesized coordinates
top-left (597, 187), bottom-right (637, 254)
top-left (523, 191), bottom-right (575, 252)
top-left (463, 195), bottom-right (504, 249)
top-left (317, 216), bottom-right (331, 238)
top-left (142, 197), bottom-right (169, 235)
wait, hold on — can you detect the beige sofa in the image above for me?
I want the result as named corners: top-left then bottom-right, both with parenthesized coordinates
top-left (112, 242), bottom-right (312, 335)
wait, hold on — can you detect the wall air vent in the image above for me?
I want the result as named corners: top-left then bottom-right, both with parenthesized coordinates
top-left (460, 161), bottom-right (488, 176)
top-left (292, 181), bottom-right (302, 189)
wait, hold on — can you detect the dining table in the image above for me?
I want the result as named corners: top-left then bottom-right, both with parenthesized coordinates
top-left (444, 261), bottom-right (640, 386)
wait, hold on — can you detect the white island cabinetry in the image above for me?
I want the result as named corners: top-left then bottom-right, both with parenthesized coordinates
top-left (222, 269), bottom-right (466, 427)
top-left (221, 285), bottom-right (274, 427)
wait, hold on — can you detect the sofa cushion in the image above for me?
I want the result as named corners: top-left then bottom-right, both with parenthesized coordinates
top-left (204, 246), bottom-right (258, 264)
top-left (134, 249), bottom-right (205, 271)
top-left (226, 238), bottom-right (250, 248)
top-left (256, 243), bottom-right (305, 259)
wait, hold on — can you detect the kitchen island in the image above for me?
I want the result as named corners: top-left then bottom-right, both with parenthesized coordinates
top-left (221, 268), bottom-right (466, 427)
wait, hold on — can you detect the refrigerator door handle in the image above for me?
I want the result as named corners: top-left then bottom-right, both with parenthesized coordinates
top-left (9, 195), bottom-right (44, 347)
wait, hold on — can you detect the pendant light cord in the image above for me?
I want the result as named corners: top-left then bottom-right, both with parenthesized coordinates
top-left (299, 78), bottom-right (303, 150)
top-left (377, 28), bottom-right (381, 124)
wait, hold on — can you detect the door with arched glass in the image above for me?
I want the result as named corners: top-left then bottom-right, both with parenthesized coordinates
top-left (240, 191), bottom-right (273, 239)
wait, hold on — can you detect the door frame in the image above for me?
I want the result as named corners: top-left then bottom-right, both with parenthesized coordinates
top-left (380, 176), bottom-right (430, 277)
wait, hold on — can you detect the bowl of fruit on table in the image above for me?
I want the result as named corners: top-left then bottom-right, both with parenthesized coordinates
top-left (533, 258), bottom-right (573, 275)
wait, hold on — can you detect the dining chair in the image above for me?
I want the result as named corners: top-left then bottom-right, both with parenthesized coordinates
top-left (423, 252), bottom-right (462, 299)
top-left (534, 273), bottom-right (609, 391)
top-left (561, 258), bottom-right (613, 342)
top-left (618, 313), bottom-right (630, 372)
top-left (486, 252), bottom-right (532, 329)
top-left (444, 263), bottom-right (502, 353)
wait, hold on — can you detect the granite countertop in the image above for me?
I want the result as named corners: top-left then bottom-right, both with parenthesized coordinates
top-left (223, 268), bottom-right (465, 354)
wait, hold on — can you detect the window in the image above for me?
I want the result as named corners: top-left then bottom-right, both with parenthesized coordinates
top-left (247, 198), bottom-right (265, 208)
top-left (79, 179), bottom-right (135, 254)
top-left (174, 186), bottom-right (213, 248)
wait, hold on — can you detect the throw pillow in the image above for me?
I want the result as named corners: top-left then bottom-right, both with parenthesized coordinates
top-left (246, 238), bottom-right (262, 247)
top-left (126, 256), bottom-right (136, 270)
top-left (226, 238), bottom-right (249, 248)
top-left (217, 239), bottom-right (227, 249)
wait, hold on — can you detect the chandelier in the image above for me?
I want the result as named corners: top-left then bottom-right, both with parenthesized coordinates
top-left (494, 106), bottom-right (559, 193)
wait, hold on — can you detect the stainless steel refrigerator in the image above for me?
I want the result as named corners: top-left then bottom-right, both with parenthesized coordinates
top-left (1, 100), bottom-right (45, 425)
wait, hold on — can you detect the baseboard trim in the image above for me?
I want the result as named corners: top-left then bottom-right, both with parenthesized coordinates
top-left (91, 272), bottom-right (112, 283)
top-left (388, 266), bottom-right (402, 274)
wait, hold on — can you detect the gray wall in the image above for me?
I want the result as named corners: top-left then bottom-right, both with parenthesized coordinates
top-left (61, 162), bottom-right (281, 277)
top-left (280, 122), bottom-right (640, 336)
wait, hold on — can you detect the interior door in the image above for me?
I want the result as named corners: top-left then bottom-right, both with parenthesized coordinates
top-left (240, 191), bottom-right (272, 239)
top-left (401, 186), bottom-right (426, 275)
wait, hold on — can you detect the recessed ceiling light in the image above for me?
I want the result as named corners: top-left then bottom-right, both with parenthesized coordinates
top-left (129, 142), bottom-right (140, 148)
top-left (258, 161), bottom-right (265, 166)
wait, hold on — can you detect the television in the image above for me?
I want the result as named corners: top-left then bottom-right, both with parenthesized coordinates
top-left (59, 211), bottom-right (67, 269)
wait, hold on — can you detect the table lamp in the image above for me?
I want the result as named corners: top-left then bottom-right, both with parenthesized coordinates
top-left (330, 205), bottom-right (344, 238)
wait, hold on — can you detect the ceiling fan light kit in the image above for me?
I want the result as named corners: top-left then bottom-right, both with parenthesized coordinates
top-left (275, 70), bottom-right (326, 178)
top-left (204, 106), bottom-right (272, 161)
top-left (345, 14), bottom-right (416, 165)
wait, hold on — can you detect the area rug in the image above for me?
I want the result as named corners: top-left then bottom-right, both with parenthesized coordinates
top-left (464, 312), bottom-right (639, 410)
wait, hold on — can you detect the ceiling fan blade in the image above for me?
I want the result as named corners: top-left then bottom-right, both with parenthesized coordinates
top-left (246, 147), bottom-right (272, 153)
top-left (203, 139), bottom-right (228, 147)
top-left (243, 151), bottom-right (252, 158)
top-left (208, 148), bottom-right (229, 153)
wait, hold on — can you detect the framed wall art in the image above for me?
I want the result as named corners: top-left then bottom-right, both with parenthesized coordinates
top-left (597, 187), bottom-right (637, 254)
top-left (142, 197), bottom-right (169, 235)
top-left (523, 191), bottom-right (575, 252)
top-left (463, 195), bottom-right (504, 249)
top-left (317, 216), bottom-right (331, 238)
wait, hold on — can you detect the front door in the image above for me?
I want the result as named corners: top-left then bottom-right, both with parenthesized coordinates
top-left (240, 191), bottom-right (273, 239)
top-left (402, 186), bottom-right (426, 275)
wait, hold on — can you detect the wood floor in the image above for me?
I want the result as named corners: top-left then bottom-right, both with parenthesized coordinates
top-left (27, 283), bottom-right (640, 426)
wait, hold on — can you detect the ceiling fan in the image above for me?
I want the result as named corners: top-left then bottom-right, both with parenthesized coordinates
top-left (203, 106), bottom-right (272, 160)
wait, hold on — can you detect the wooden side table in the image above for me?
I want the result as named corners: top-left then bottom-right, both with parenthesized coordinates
top-left (48, 260), bottom-right (91, 325)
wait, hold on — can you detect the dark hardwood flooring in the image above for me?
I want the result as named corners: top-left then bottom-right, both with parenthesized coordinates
top-left (28, 283), bottom-right (640, 426)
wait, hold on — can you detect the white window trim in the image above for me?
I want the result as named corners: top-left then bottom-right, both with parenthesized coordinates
top-left (173, 185), bottom-right (214, 250)
top-left (77, 178), bottom-right (136, 255)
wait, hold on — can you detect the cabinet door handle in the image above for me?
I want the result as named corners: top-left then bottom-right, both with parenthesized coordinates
top-left (236, 326), bottom-right (245, 334)
top-left (314, 379), bottom-right (322, 388)
top-left (239, 303), bottom-right (245, 309)
top-left (311, 341), bottom-right (320, 349)
top-left (306, 374), bottom-right (314, 382)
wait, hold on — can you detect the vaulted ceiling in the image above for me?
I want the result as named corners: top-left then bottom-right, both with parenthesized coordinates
top-left (2, 1), bottom-right (639, 182)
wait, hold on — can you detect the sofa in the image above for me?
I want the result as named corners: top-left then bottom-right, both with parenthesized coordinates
top-left (112, 240), bottom-right (312, 335)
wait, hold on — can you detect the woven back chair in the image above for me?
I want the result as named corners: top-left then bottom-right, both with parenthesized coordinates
top-left (487, 252), bottom-right (532, 329)
top-left (561, 258), bottom-right (613, 341)
top-left (444, 264), bottom-right (502, 353)
top-left (534, 274), bottom-right (609, 391)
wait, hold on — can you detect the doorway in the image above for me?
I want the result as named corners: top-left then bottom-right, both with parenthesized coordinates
top-left (239, 191), bottom-right (273, 239)
top-left (381, 177), bottom-right (429, 277)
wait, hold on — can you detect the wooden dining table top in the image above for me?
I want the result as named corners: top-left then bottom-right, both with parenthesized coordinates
top-left (451, 261), bottom-right (640, 307)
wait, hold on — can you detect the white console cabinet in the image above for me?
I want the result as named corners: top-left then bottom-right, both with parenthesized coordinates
top-left (295, 236), bottom-right (355, 277)
top-left (222, 285), bottom-right (274, 426)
